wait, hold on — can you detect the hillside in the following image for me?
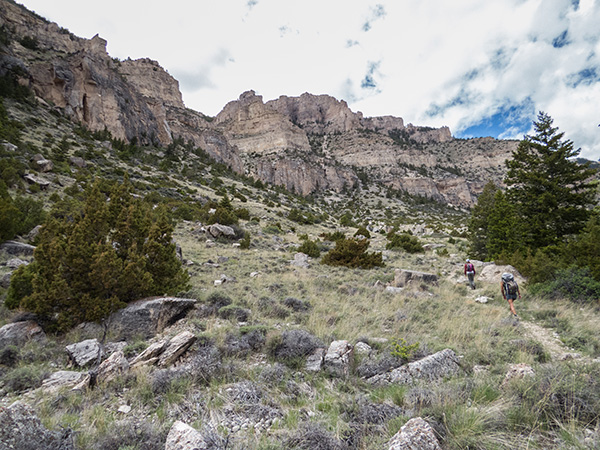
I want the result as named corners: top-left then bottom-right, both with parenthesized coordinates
top-left (1, 1), bottom-right (600, 450)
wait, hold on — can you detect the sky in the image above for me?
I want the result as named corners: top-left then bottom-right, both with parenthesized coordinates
top-left (16, 0), bottom-right (600, 160)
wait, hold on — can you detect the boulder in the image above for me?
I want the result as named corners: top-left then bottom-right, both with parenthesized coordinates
top-left (68, 156), bottom-right (87, 168)
top-left (291, 252), bottom-right (309, 268)
top-left (323, 340), bottom-right (354, 378)
top-left (388, 417), bottom-right (441, 450)
top-left (367, 348), bottom-right (461, 385)
top-left (478, 264), bottom-right (525, 285)
top-left (0, 272), bottom-right (12, 289)
top-left (0, 320), bottom-right (46, 348)
top-left (130, 340), bottom-right (168, 367)
top-left (96, 350), bottom-right (130, 384)
top-left (165, 421), bottom-right (207, 450)
top-left (0, 401), bottom-right (76, 450)
top-left (393, 269), bottom-right (438, 288)
top-left (206, 224), bottom-right (235, 239)
top-left (41, 370), bottom-right (88, 392)
top-left (108, 297), bottom-right (197, 340)
top-left (305, 347), bottom-right (326, 372)
top-left (36, 158), bottom-right (54, 172)
top-left (65, 338), bottom-right (102, 367)
top-left (6, 258), bottom-right (28, 269)
top-left (158, 331), bottom-right (197, 367)
top-left (0, 240), bottom-right (36, 256)
top-left (23, 173), bottom-right (50, 190)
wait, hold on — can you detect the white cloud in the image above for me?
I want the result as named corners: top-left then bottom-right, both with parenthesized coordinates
top-left (15, 0), bottom-right (600, 159)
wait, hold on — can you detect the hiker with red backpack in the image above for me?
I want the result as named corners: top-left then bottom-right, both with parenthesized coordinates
top-left (501, 272), bottom-right (521, 317)
top-left (464, 259), bottom-right (476, 290)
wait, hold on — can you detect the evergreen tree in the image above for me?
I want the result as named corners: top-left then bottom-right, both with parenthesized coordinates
top-left (505, 112), bottom-right (596, 249)
top-left (468, 182), bottom-right (500, 259)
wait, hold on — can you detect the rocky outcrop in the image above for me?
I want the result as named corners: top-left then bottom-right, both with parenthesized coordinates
top-left (0, 320), bottom-right (45, 348)
top-left (0, 401), bottom-right (76, 450)
top-left (108, 297), bottom-right (197, 340)
top-left (0, 240), bottom-right (36, 256)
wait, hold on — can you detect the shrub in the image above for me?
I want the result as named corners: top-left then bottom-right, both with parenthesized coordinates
top-left (297, 239), bottom-right (320, 258)
top-left (353, 226), bottom-right (371, 239)
top-left (321, 238), bottom-right (384, 269)
top-left (529, 266), bottom-right (600, 304)
top-left (390, 338), bottom-right (419, 361)
top-left (386, 232), bottom-right (424, 253)
top-left (321, 230), bottom-right (345, 242)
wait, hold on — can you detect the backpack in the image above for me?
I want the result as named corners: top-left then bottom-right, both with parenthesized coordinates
top-left (466, 263), bottom-right (475, 273)
top-left (502, 273), bottom-right (518, 296)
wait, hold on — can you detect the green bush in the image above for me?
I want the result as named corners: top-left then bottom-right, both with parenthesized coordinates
top-left (354, 226), bottom-right (371, 239)
top-left (321, 238), bottom-right (383, 269)
top-left (297, 239), bottom-right (320, 258)
top-left (529, 266), bottom-right (600, 304)
top-left (386, 232), bottom-right (424, 253)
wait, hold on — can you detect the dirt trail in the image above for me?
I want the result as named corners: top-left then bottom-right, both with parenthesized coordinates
top-left (520, 320), bottom-right (582, 362)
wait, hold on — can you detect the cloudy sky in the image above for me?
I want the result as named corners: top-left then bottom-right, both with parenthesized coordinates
top-left (17, 0), bottom-right (600, 160)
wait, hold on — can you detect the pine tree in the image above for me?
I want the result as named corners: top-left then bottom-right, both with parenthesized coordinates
top-left (468, 181), bottom-right (499, 260)
top-left (505, 112), bottom-right (596, 249)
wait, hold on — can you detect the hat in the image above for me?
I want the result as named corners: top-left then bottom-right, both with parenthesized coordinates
top-left (466, 259), bottom-right (470, 262)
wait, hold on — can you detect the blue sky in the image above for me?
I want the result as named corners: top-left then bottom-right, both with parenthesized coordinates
top-left (15, 0), bottom-right (600, 160)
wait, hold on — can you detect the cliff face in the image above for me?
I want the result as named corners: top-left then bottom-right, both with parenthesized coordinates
top-left (0, 0), bottom-right (518, 206)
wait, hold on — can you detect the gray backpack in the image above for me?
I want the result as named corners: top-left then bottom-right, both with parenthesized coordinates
top-left (502, 273), bottom-right (518, 296)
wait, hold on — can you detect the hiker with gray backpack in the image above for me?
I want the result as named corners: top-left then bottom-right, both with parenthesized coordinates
top-left (501, 273), bottom-right (521, 317)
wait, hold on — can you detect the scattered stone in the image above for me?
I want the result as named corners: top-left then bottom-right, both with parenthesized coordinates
top-left (206, 224), bottom-right (235, 239)
top-left (305, 348), bottom-right (326, 372)
top-left (1, 141), bottom-right (17, 152)
top-left (475, 296), bottom-right (490, 304)
top-left (501, 363), bottom-right (535, 387)
top-left (324, 340), bottom-right (354, 377)
top-left (393, 269), bottom-right (439, 289)
top-left (388, 417), bottom-right (441, 450)
top-left (69, 156), bottom-right (87, 168)
top-left (41, 371), bottom-right (88, 392)
top-left (291, 252), bottom-right (309, 268)
top-left (165, 420), bottom-right (208, 450)
top-left (0, 240), bottom-right (36, 256)
top-left (108, 297), bottom-right (196, 340)
top-left (367, 348), bottom-right (461, 385)
top-left (117, 405), bottom-right (131, 414)
top-left (0, 401), bottom-right (76, 450)
top-left (386, 286), bottom-right (404, 294)
top-left (250, 271), bottom-right (260, 277)
top-left (65, 338), bottom-right (102, 367)
top-left (158, 331), bottom-right (197, 367)
top-left (354, 341), bottom-right (372, 357)
top-left (0, 320), bottom-right (46, 348)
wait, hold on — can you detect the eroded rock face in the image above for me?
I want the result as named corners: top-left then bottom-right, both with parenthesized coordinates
top-left (108, 297), bottom-right (197, 340)
top-left (0, 401), bottom-right (76, 450)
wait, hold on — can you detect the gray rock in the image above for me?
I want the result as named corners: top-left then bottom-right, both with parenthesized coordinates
top-left (388, 417), bottom-right (441, 450)
top-left (41, 371), bottom-right (88, 392)
top-left (165, 421), bottom-right (208, 450)
top-left (23, 173), bottom-right (50, 190)
top-left (367, 348), bottom-right (461, 385)
top-left (291, 252), bottom-right (309, 268)
top-left (206, 224), bottom-right (235, 239)
top-left (305, 347), bottom-right (326, 372)
top-left (65, 338), bottom-right (102, 367)
top-left (2, 141), bottom-right (17, 152)
top-left (0, 320), bottom-right (46, 348)
top-left (0, 401), bottom-right (76, 450)
top-left (97, 350), bottom-right (130, 384)
top-left (0, 272), bottom-right (12, 289)
top-left (0, 240), bottom-right (36, 256)
top-left (394, 269), bottom-right (439, 288)
top-left (354, 341), bottom-right (372, 357)
top-left (6, 258), bottom-right (28, 269)
top-left (324, 340), bottom-right (354, 378)
top-left (159, 331), bottom-right (197, 367)
top-left (68, 156), bottom-right (86, 168)
top-left (130, 340), bottom-right (168, 367)
top-left (36, 158), bottom-right (54, 172)
top-left (108, 297), bottom-right (196, 340)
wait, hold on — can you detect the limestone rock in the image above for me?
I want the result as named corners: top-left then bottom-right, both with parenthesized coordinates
top-left (367, 348), bottom-right (461, 385)
top-left (0, 401), bottom-right (76, 450)
top-left (323, 340), bottom-right (354, 378)
top-left (97, 350), bottom-right (129, 384)
top-left (130, 340), bottom-right (168, 367)
top-left (65, 338), bottom-right (102, 367)
top-left (0, 240), bottom-right (36, 256)
top-left (0, 320), bottom-right (46, 348)
top-left (291, 252), bottom-right (309, 268)
top-left (108, 297), bottom-right (196, 340)
top-left (478, 264), bottom-right (526, 285)
top-left (305, 348), bottom-right (326, 372)
top-left (206, 224), bottom-right (235, 239)
top-left (23, 173), bottom-right (50, 190)
top-left (6, 258), bottom-right (28, 269)
top-left (158, 331), bottom-right (197, 367)
top-left (41, 370), bottom-right (88, 392)
top-left (394, 269), bottom-right (439, 288)
top-left (165, 421), bottom-right (207, 450)
top-left (388, 417), bottom-right (441, 450)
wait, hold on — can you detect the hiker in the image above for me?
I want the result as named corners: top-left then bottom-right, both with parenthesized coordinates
top-left (464, 258), bottom-right (476, 290)
top-left (501, 272), bottom-right (520, 317)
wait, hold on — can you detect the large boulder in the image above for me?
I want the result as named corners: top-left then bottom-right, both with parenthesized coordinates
top-left (388, 417), bottom-right (441, 450)
top-left (65, 338), bottom-right (103, 367)
top-left (158, 331), bottom-right (197, 367)
top-left (323, 340), bottom-right (354, 378)
top-left (96, 350), bottom-right (130, 384)
top-left (165, 421), bottom-right (208, 450)
top-left (206, 224), bottom-right (235, 239)
top-left (0, 240), bottom-right (36, 256)
top-left (393, 269), bottom-right (439, 288)
top-left (0, 401), bottom-right (76, 450)
top-left (0, 320), bottom-right (46, 348)
top-left (108, 297), bottom-right (197, 340)
top-left (478, 264), bottom-right (525, 285)
top-left (367, 348), bottom-right (461, 385)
